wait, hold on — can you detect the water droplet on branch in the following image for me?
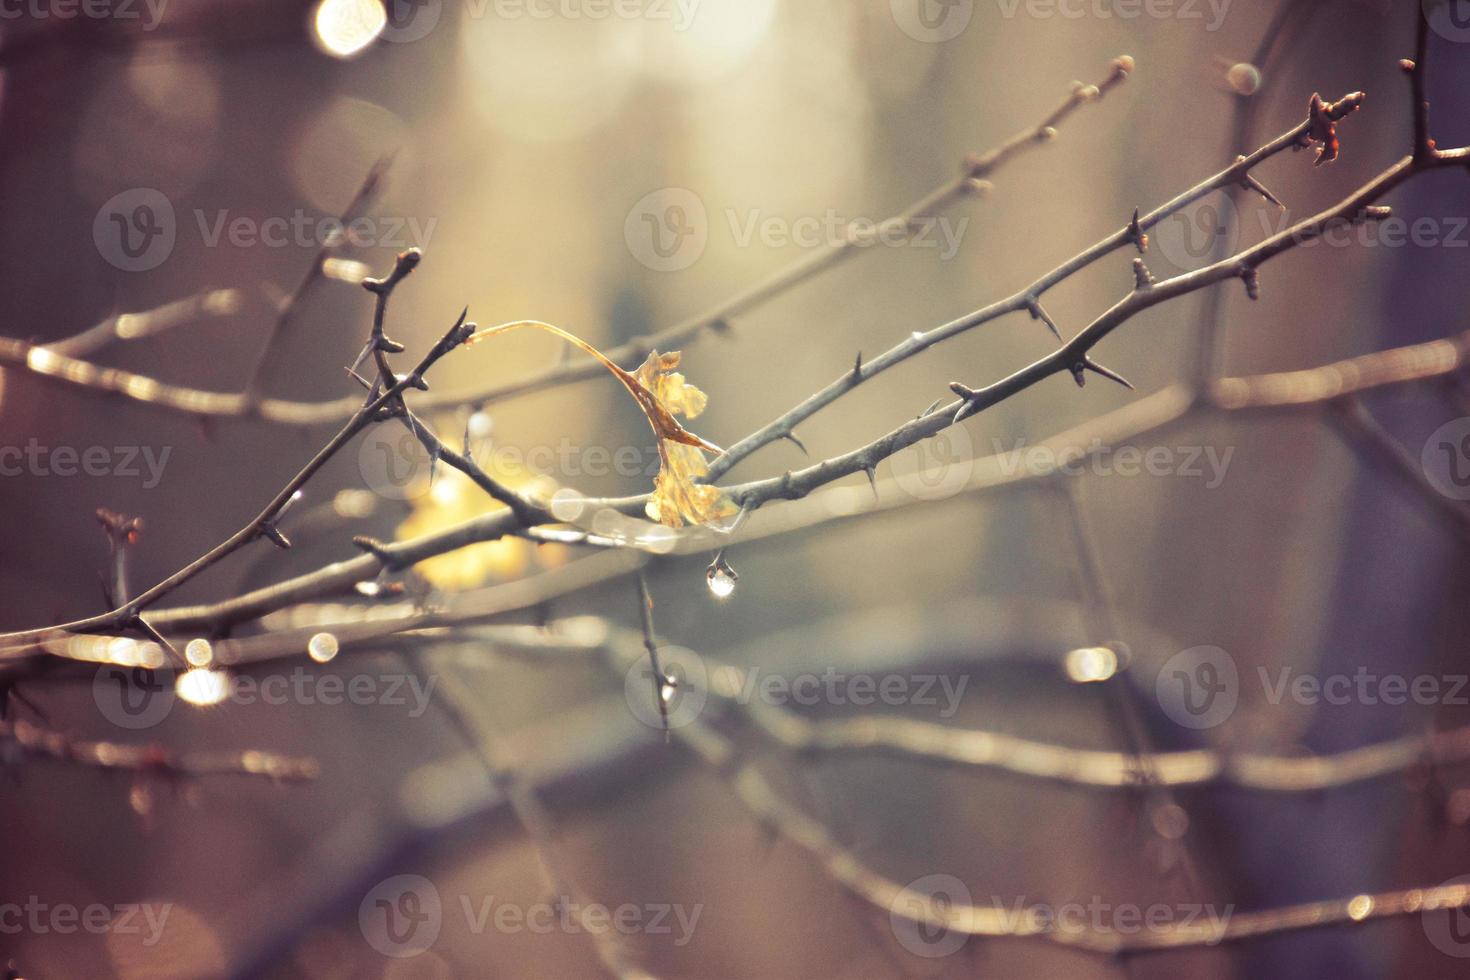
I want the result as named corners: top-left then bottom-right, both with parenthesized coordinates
top-left (706, 552), bottom-right (738, 599)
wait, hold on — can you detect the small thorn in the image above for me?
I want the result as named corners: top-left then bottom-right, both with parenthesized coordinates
top-left (375, 335), bottom-right (407, 354)
top-left (864, 466), bottom-right (879, 500)
top-left (1128, 207), bottom-right (1148, 253)
top-left (852, 351), bottom-right (863, 382)
top-left (352, 536), bottom-right (394, 563)
top-left (1241, 173), bottom-right (1286, 210)
top-left (348, 339), bottom-right (374, 374)
top-left (782, 431), bottom-right (808, 455)
top-left (920, 398), bottom-right (942, 419)
top-left (1083, 358), bottom-right (1134, 390)
top-left (949, 382), bottom-right (982, 423)
top-left (1025, 296), bottom-right (1063, 342)
top-left (261, 524), bottom-right (292, 550)
top-left (345, 367), bottom-right (372, 390)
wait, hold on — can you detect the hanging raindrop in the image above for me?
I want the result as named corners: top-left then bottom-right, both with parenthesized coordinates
top-left (705, 551), bottom-right (738, 599)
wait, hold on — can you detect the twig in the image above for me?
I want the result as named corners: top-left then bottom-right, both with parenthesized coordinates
top-left (1, 717), bottom-right (317, 781)
top-left (708, 91), bottom-right (1369, 482)
top-left (0, 60), bottom-right (1131, 427)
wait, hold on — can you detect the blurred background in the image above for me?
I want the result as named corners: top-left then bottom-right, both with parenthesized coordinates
top-left (3, 0), bottom-right (1470, 976)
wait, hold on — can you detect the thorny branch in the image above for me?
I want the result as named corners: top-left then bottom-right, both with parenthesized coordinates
top-left (0, 58), bottom-right (1133, 427)
top-left (2, 15), bottom-right (1469, 967)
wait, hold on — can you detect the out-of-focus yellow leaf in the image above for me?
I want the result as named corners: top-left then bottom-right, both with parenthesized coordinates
top-left (465, 323), bottom-right (735, 528)
top-left (395, 442), bottom-right (568, 590)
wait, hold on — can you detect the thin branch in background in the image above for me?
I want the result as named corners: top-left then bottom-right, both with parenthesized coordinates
top-left (0, 57), bottom-right (1132, 427)
top-left (1051, 480), bottom-right (1207, 895)
top-left (411, 654), bottom-right (659, 980)
top-left (0, 717), bottom-right (317, 782)
top-left (240, 155), bottom-right (394, 398)
top-left (635, 571), bottom-right (670, 737)
top-left (41, 288), bottom-right (242, 359)
top-left (1326, 395), bottom-right (1470, 543)
top-left (95, 508), bottom-right (142, 610)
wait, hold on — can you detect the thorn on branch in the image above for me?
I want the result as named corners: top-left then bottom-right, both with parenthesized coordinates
top-left (1132, 257), bottom-right (1155, 290)
top-left (260, 524), bottom-right (292, 550)
top-left (352, 536), bottom-right (396, 566)
top-left (782, 431), bottom-right (808, 455)
top-left (1026, 295), bottom-right (1064, 342)
top-left (1081, 358), bottom-right (1135, 390)
top-left (919, 398), bottom-right (942, 419)
top-left (864, 465), bottom-right (879, 500)
top-left (949, 382), bottom-right (981, 423)
top-left (1127, 207), bottom-right (1148, 254)
top-left (852, 351), bottom-right (863, 384)
top-left (1238, 163), bottom-right (1286, 209)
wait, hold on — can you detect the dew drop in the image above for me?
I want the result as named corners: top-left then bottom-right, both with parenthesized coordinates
top-left (467, 410), bottom-right (494, 440)
top-left (1063, 646), bottom-right (1117, 683)
top-left (550, 488), bottom-right (587, 522)
top-left (184, 638), bottom-right (214, 668)
top-left (176, 668), bottom-right (229, 706)
top-left (706, 552), bottom-right (738, 599)
top-left (659, 674), bottom-right (679, 704)
top-left (308, 632), bottom-right (340, 664)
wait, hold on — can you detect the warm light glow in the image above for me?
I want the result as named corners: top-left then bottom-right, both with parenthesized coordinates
top-left (308, 632), bottom-right (340, 664)
top-left (184, 638), bottom-right (214, 668)
top-left (176, 669), bottom-right (230, 706)
top-left (1064, 646), bottom-right (1118, 684)
top-left (313, 0), bottom-right (386, 59)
